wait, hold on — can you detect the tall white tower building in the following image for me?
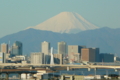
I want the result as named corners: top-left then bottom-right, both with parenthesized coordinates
top-left (41, 41), bottom-right (50, 64)
top-left (41, 41), bottom-right (50, 55)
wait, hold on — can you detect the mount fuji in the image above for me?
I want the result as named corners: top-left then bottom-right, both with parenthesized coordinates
top-left (28, 12), bottom-right (99, 33)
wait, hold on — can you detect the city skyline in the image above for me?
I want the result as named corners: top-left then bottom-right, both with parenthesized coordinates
top-left (0, 40), bottom-right (117, 56)
top-left (0, 0), bottom-right (120, 38)
top-left (0, 0), bottom-right (120, 77)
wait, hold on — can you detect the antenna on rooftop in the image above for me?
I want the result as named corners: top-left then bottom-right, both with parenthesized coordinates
top-left (8, 40), bottom-right (11, 53)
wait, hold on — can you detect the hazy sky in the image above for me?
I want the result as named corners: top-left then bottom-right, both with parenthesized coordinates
top-left (0, 0), bottom-right (120, 38)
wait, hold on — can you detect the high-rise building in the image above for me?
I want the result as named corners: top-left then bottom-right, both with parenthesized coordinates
top-left (1, 43), bottom-right (8, 53)
top-left (58, 41), bottom-right (67, 57)
top-left (81, 48), bottom-right (96, 62)
top-left (81, 48), bottom-right (99, 62)
top-left (31, 52), bottom-right (44, 64)
top-left (92, 48), bottom-right (100, 62)
top-left (41, 41), bottom-right (50, 55)
top-left (53, 54), bottom-right (63, 64)
top-left (68, 45), bottom-right (85, 63)
top-left (0, 52), bottom-right (6, 63)
top-left (41, 41), bottom-right (50, 64)
top-left (11, 41), bottom-right (22, 56)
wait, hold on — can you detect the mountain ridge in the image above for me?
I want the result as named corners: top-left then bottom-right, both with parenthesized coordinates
top-left (0, 27), bottom-right (120, 56)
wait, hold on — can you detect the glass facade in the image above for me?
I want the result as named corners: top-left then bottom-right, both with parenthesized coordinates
top-left (11, 41), bottom-right (22, 56)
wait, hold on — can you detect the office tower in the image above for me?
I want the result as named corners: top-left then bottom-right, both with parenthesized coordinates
top-left (11, 41), bottom-right (22, 56)
top-left (41, 41), bottom-right (50, 55)
top-left (68, 45), bottom-right (85, 63)
top-left (92, 48), bottom-right (100, 62)
top-left (31, 52), bottom-right (44, 64)
top-left (54, 54), bottom-right (63, 64)
top-left (81, 48), bottom-right (96, 62)
top-left (58, 41), bottom-right (67, 57)
top-left (41, 41), bottom-right (50, 64)
top-left (1, 43), bottom-right (8, 53)
top-left (0, 52), bottom-right (6, 63)
top-left (99, 53), bottom-right (114, 62)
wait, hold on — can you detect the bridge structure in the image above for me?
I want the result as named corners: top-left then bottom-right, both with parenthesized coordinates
top-left (0, 63), bottom-right (120, 79)
top-left (0, 63), bottom-right (120, 71)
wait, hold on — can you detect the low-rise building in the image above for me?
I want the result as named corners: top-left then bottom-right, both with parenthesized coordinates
top-left (99, 53), bottom-right (114, 62)
top-left (31, 52), bottom-right (44, 64)
top-left (61, 75), bottom-right (84, 80)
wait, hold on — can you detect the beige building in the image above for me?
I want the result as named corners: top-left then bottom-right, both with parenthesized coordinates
top-left (41, 41), bottom-right (50, 64)
top-left (53, 54), bottom-right (63, 64)
top-left (41, 41), bottom-right (50, 55)
top-left (81, 48), bottom-right (96, 62)
top-left (31, 52), bottom-right (44, 64)
top-left (61, 75), bottom-right (84, 80)
top-left (1, 43), bottom-right (8, 53)
top-left (68, 45), bottom-right (85, 63)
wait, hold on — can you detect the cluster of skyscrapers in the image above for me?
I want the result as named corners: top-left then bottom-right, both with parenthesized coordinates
top-left (31, 41), bottom-right (64, 64)
top-left (31, 41), bottom-right (116, 65)
top-left (0, 41), bottom-right (22, 56)
top-left (0, 41), bottom-right (119, 64)
top-left (0, 41), bottom-right (23, 63)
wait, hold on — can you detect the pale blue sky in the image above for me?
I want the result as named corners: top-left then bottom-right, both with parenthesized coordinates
top-left (0, 0), bottom-right (120, 38)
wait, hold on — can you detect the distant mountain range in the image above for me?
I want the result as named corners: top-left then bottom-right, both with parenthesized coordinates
top-left (27, 12), bottom-right (99, 33)
top-left (0, 27), bottom-right (120, 56)
top-left (0, 12), bottom-right (119, 56)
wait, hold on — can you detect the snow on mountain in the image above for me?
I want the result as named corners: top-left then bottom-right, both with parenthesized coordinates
top-left (28, 12), bottom-right (99, 33)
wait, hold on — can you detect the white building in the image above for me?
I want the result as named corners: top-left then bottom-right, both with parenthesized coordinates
top-left (15, 55), bottom-right (26, 61)
top-left (114, 56), bottom-right (120, 62)
top-left (21, 73), bottom-right (31, 79)
top-left (31, 52), bottom-right (44, 64)
top-left (41, 41), bottom-right (50, 64)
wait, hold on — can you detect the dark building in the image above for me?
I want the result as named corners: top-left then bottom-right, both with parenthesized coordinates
top-left (99, 53), bottom-right (114, 62)
top-left (93, 48), bottom-right (100, 62)
top-left (81, 48), bottom-right (100, 62)
top-left (41, 73), bottom-right (60, 80)
top-left (11, 41), bottom-right (22, 56)
top-left (53, 54), bottom-right (63, 64)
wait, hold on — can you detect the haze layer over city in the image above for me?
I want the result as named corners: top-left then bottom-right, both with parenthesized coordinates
top-left (0, 0), bottom-right (120, 80)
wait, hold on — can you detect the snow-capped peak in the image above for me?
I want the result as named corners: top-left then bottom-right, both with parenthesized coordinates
top-left (28, 12), bottom-right (99, 33)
